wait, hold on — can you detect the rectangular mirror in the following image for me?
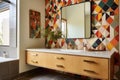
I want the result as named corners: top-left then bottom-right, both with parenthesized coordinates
top-left (61, 1), bottom-right (91, 38)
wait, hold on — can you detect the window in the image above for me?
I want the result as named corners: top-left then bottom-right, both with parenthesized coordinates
top-left (61, 18), bottom-right (67, 38)
top-left (0, 3), bottom-right (9, 45)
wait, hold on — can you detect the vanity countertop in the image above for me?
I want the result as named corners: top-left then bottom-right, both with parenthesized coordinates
top-left (26, 48), bottom-right (113, 58)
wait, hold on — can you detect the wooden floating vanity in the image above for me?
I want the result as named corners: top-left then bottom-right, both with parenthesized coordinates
top-left (26, 49), bottom-right (114, 80)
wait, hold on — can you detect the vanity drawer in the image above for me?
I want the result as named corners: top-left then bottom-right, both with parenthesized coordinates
top-left (64, 55), bottom-right (83, 74)
top-left (80, 56), bottom-right (109, 79)
top-left (27, 51), bottom-right (46, 67)
top-left (64, 55), bottom-right (109, 79)
top-left (27, 51), bottom-right (39, 66)
top-left (45, 53), bottom-right (65, 71)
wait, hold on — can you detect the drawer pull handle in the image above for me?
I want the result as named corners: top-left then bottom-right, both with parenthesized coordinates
top-left (56, 57), bottom-right (64, 60)
top-left (83, 60), bottom-right (97, 64)
top-left (56, 65), bottom-right (64, 68)
top-left (32, 54), bottom-right (38, 56)
top-left (31, 60), bottom-right (38, 63)
top-left (84, 69), bottom-right (97, 74)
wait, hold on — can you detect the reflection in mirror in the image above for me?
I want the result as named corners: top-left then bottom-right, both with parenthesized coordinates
top-left (0, 3), bottom-right (9, 45)
top-left (61, 2), bottom-right (91, 38)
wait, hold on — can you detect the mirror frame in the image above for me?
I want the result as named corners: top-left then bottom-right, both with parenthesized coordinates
top-left (60, 1), bottom-right (92, 39)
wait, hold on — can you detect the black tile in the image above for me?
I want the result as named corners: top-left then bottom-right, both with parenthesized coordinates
top-left (103, 5), bottom-right (109, 11)
top-left (106, 13), bottom-right (109, 20)
top-left (92, 43), bottom-right (98, 48)
top-left (58, 0), bottom-right (61, 3)
top-left (111, 3), bottom-right (118, 10)
top-left (96, 39), bottom-right (101, 45)
top-left (54, 5), bottom-right (57, 10)
top-left (110, 12), bottom-right (114, 15)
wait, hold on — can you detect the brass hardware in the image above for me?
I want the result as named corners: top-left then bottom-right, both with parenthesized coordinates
top-left (31, 60), bottom-right (38, 63)
top-left (84, 69), bottom-right (97, 74)
top-left (56, 65), bottom-right (64, 68)
top-left (56, 57), bottom-right (64, 60)
top-left (83, 60), bottom-right (97, 64)
top-left (32, 54), bottom-right (38, 56)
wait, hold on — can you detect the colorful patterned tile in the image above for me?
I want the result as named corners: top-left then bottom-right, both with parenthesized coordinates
top-left (106, 43), bottom-right (114, 50)
top-left (114, 0), bottom-right (119, 5)
top-left (110, 38), bottom-right (118, 47)
top-left (115, 25), bottom-right (119, 32)
top-left (102, 4), bottom-right (109, 11)
top-left (95, 22), bottom-right (102, 26)
top-left (95, 13), bottom-right (102, 21)
top-left (106, 0), bottom-right (114, 7)
top-left (98, 25), bottom-right (110, 38)
top-left (111, 2), bottom-right (118, 10)
top-left (94, 6), bottom-right (102, 13)
top-left (92, 39), bottom-right (102, 48)
top-left (114, 7), bottom-right (119, 15)
top-left (102, 0), bottom-right (108, 3)
top-left (95, 30), bottom-right (102, 38)
top-left (99, 1), bottom-right (105, 8)
top-left (102, 13), bottom-right (109, 25)
top-left (75, 39), bottom-right (83, 49)
top-left (106, 16), bottom-right (114, 24)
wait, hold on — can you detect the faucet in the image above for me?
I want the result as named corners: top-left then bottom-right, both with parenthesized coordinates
top-left (83, 42), bottom-right (87, 51)
top-left (2, 51), bottom-right (8, 58)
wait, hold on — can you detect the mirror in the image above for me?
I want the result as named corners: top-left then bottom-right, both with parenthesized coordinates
top-left (61, 2), bottom-right (91, 38)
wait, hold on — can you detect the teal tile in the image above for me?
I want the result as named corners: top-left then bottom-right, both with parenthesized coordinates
top-left (106, 0), bottom-right (114, 7)
top-left (92, 43), bottom-right (98, 48)
top-left (99, 1), bottom-right (105, 8)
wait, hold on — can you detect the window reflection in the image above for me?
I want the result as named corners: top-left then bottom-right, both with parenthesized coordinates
top-left (61, 18), bottom-right (67, 38)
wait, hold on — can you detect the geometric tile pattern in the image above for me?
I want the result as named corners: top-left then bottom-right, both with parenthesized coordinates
top-left (45, 0), bottom-right (119, 79)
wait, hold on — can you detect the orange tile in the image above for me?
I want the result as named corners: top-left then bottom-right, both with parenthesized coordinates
top-left (107, 43), bottom-right (113, 50)
top-left (95, 6), bottom-right (102, 13)
top-left (110, 38), bottom-right (118, 46)
top-left (114, 0), bottom-right (119, 5)
top-left (114, 8), bottom-right (119, 15)
top-left (96, 31), bottom-right (102, 38)
top-left (107, 17), bottom-right (113, 24)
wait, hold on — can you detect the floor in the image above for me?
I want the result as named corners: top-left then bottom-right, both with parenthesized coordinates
top-left (13, 68), bottom-right (91, 80)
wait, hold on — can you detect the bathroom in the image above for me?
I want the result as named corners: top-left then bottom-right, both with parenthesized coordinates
top-left (0, 0), bottom-right (120, 80)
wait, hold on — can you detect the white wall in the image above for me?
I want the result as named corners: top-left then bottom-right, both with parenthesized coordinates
top-left (18, 0), bottom-right (45, 73)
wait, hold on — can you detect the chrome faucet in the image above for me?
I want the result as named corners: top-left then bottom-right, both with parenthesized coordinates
top-left (3, 51), bottom-right (8, 58)
top-left (83, 42), bottom-right (87, 51)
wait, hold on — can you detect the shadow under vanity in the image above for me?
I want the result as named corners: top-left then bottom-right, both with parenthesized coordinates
top-left (26, 49), bottom-right (114, 80)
